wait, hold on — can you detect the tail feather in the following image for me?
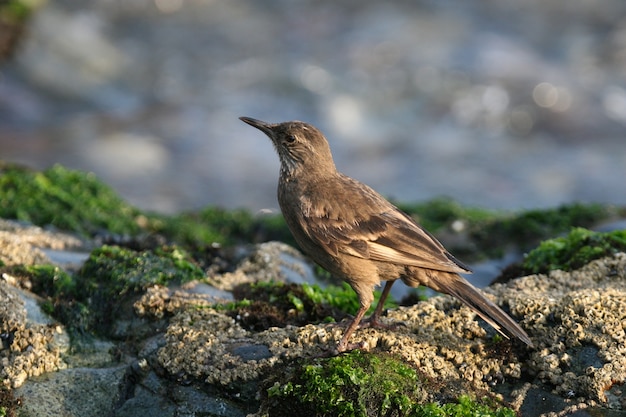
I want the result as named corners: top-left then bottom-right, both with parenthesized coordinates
top-left (444, 276), bottom-right (533, 347)
top-left (404, 268), bottom-right (533, 347)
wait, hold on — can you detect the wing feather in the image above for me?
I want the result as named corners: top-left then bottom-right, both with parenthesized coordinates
top-left (296, 176), bottom-right (471, 274)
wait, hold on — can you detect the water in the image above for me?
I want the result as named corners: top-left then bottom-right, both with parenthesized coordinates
top-left (1, 0), bottom-right (625, 214)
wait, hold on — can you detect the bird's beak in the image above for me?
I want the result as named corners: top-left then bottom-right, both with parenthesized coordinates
top-left (239, 117), bottom-right (274, 137)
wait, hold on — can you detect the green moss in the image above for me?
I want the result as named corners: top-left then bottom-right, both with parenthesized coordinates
top-left (418, 395), bottom-right (515, 417)
top-left (263, 351), bottom-right (514, 417)
top-left (265, 351), bottom-right (424, 416)
top-left (0, 163), bottom-right (142, 236)
top-left (152, 207), bottom-right (256, 246)
top-left (398, 197), bottom-right (496, 233)
top-left (2, 245), bottom-right (205, 332)
top-left (0, 163), bottom-right (291, 245)
top-left (301, 282), bottom-right (397, 316)
top-left (149, 207), bottom-right (294, 248)
top-left (77, 245), bottom-right (204, 298)
top-left (30, 245), bottom-right (205, 336)
top-left (475, 203), bottom-right (616, 256)
top-left (224, 280), bottom-right (399, 331)
top-left (400, 199), bottom-right (620, 260)
top-left (522, 227), bottom-right (626, 275)
top-left (212, 298), bottom-right (253, 312)
top-left (2, 164), bottom-right (618, 256)
top-left (224, 281), bottom-right (396, 331)
top-left (244, 280), bottom-right (399, 318)
top-left (7, 264), bottom-right (74, 298)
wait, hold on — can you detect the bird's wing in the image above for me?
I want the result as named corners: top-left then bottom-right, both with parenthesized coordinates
top-left (367, 210), bottom-right (471, 273)
top-left (297, 176), bottom-right (470, 274)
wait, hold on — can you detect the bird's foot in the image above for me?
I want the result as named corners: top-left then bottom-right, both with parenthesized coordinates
top-left (335, 339), bottom-right (368, 354)
top-left (334, 315), bottom-right (397, 330)
top-left (360, 316), bottom-right (403, 331)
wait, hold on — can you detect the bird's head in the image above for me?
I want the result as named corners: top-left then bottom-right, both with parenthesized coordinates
top-left (240, 117), bottom-right (337, 178)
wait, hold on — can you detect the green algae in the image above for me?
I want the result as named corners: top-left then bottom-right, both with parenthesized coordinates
top-left (6, 245), bottom-right (205, 336)
top-left (301, 282), bottom-right (397, 316)
top-left (221, 281), bottom-right (397, 331)
top-left (400, 198), bottom-right (620, 260)
top-left (474, 203), bottom-right (618, 257)
top-left (262, 350), bottom-right (514, 417)
top-left (522, 227), bottom-right (626, 275)
top-left (0, 163), bottom-right (289, 246)
top-left (2, 264), bottom-right (78, 317)
top-left (147, 207), bottom-right (292, 248)
top-left (78, 244), bottom-right (204, 297)
top-left (74, 244), bottom-right (203, 335)
top-left (398, 197), bottom-right (496, 233)
top-left (418, 395), bottom-right (515, 417)
top-left (150, 207), bottom-right (256, 246)
top-left (0, 163), bottom-right (142, 236)
top-left (1, 164), bottom-right (620, 255)
top-left (265, 350), bottom-right (424, 417)
top-left (8, 264), bottom-right (74, 298)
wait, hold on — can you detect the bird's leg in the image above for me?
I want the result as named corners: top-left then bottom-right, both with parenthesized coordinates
top-left (336, 281), bottom-right (398, 353)
top-left (364, 280), bottom-right (395, 329)
top-left (336, 304), bottom-right (369, 353)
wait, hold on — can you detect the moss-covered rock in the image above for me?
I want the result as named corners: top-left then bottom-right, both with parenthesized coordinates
top-left (475, 203), bottom-right (620, 257)
top-left (263, 351), bottom-right (426, 417)
top-left (226, 281), bottom-right (344, 331)
top-left (4, 244), bottom-right (206, 337)
top-left (522, 227), bottom-right (626, 275)
top-left (5, 265), bottom-right (75, 317)
top-left (70, 245), bottom-right (205, 335)
top-left (0, 163), bottom-right (289, 247)
top-left (78, 245), bottom-right (204, 295)
top-left (225, 281), bottom-right (397, 331)
top-left (260, 350), bottom-right (514, 417)
top-left (398, 197), bottom-right (496, 233)
top-left (2, 162), bottom-right (626, 415)
top-left (0, 163), bottom-right (142, 236)
top-left (399, 198), bottom-right (621, 260)
top-left (147, 207), bottom-right (293, 248)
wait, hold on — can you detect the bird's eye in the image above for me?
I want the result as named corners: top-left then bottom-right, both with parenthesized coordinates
top-left (285, 134), bottom-right (296, 144)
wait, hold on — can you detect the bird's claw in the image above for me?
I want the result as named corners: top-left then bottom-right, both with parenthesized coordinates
top-left (336, 340), bottom-right (368, 354)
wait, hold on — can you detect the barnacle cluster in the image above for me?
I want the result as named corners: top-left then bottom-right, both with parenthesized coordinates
top-left (0, 219), bottom-right (82, 267)
top-left (207, 241), bottom-right (315, 291)
top-left (0, 281), bottom-right (66, 388)
top-left (493, 252), bottom-right (626, 406)
top-left (156, 253), bottom-right (626, 411)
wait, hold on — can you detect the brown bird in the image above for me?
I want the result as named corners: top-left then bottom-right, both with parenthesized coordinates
top-left (240, 117), bottom-right (533, 352)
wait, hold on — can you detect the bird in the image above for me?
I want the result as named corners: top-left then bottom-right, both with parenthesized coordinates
top-left (239, 116), bottom-right (533, 352)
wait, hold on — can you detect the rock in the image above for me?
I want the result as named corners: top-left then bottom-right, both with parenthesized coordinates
top-left (0, 219), bottom-right (81, 268)
top-left (206, 241), bottom-right (319, 291)
top-left (14, 366), bottom-right (127, 417)
top-left (1, 217), bottom-right (625, 415)
top-left (0, 219), bottom-right (85, 257)
top-left (0, 279), bottom-right (68, 389)
top-left (493, 254), bottom-right (626, 408)
top-left (156, 252), bottom-right (626, 414)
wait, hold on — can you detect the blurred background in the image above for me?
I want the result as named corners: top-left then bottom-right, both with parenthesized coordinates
top-left (1, 0), bottom-right (625, 215)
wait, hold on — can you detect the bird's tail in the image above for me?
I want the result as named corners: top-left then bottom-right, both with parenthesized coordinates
top-left (405, 269), bottom-right (533, 347)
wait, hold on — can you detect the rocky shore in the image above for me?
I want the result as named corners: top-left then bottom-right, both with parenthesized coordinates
top-left (1, 164), bottom-right (625, 416)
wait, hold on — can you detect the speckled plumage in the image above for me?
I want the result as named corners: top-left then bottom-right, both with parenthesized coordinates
top-left (240, 117), bottom-right (533, 352)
